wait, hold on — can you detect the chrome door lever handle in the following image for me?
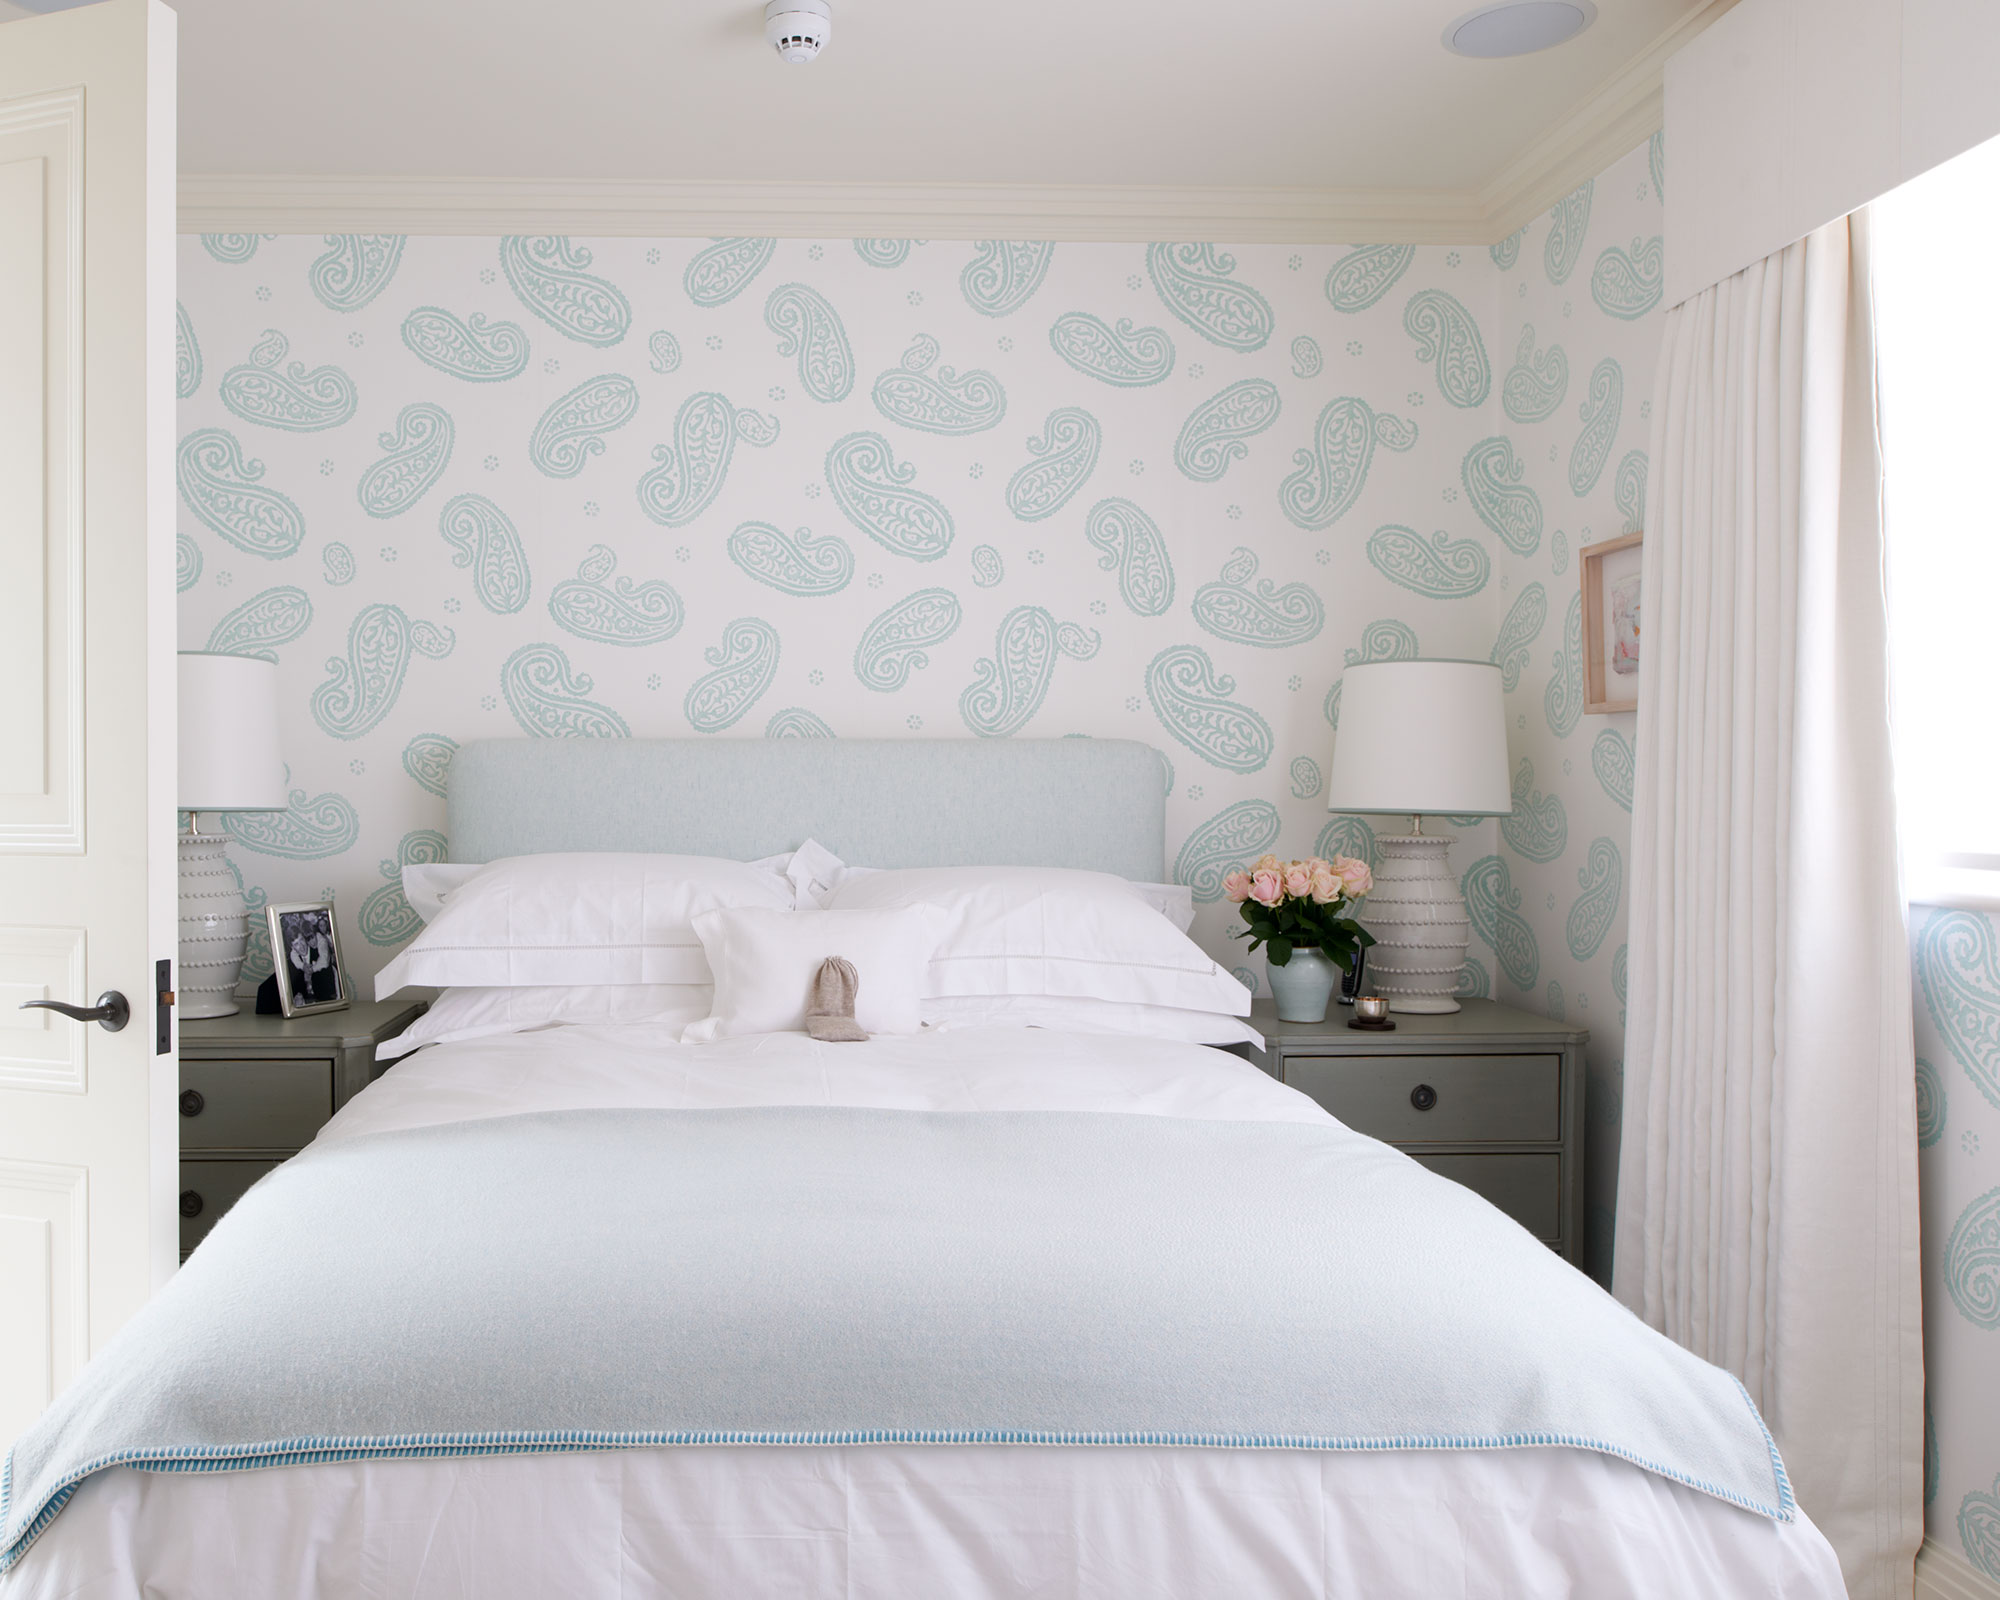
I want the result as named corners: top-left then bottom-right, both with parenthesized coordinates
top-left (20, 992), bottom-right (130, 1032)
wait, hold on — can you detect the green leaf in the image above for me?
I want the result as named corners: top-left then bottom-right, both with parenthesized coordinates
top-left (1268, 937), bottom-right (1293, 966)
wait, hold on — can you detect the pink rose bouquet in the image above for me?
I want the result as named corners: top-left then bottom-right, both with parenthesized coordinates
top-left (1221, 853), bottom-right (1375, 971)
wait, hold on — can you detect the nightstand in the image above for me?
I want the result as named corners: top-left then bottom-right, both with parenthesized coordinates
top-left (177, 995), bottom-right (429, 1260)
top-left (1245, 998), bottom-right (1589, 1262)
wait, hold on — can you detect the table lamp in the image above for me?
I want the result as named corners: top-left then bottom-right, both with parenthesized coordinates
top-left (178, 652), bottom-right (288, 1018)
top-left (1323, 659), bottom-right (1511, 1013)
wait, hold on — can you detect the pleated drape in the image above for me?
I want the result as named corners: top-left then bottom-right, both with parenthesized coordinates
top-left (1614, 212), bottom-right (1923, 1600)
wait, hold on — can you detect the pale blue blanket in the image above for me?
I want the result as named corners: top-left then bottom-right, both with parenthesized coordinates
top-left (0, 1107), bottom-right (1792, 1570)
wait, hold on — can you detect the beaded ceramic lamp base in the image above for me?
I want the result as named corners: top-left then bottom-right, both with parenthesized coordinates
top-left (1360, 834), bottom-right (1468, 1014)
top-left (178, 830), bottom-right (248, 1019)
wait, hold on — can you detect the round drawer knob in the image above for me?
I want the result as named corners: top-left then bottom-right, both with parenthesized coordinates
top-left (178, 1190), bottom-right (204, 1219)
top-left (1410, 1083), bottom-right (1438, 1112)
top-left (179, 1089), bottom-right (205, 1118)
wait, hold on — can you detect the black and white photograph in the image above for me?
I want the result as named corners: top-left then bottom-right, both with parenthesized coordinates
top-left (264, 902), bottom-right (349, 1018)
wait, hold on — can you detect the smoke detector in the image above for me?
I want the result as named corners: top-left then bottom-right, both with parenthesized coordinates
top-left (765, 0), bottom-right (831, 64)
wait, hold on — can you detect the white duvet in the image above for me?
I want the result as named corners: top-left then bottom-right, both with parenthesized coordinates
top-left (6, 1025), bottom-right (1846, 1600)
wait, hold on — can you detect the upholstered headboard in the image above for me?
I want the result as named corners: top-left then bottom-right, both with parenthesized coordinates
top-left (446, 739), bottom-right (1170, 881)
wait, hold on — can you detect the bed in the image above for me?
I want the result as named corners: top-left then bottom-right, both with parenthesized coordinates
top-left (0, 740), bottom-right (1845, 1599)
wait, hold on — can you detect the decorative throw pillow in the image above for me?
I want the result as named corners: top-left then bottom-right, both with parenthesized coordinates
top-left (683, 906), bottom-right (944, 1041)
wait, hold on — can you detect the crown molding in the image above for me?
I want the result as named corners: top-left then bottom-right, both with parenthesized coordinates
top-left (177, 2), bottom-right (1734, 244)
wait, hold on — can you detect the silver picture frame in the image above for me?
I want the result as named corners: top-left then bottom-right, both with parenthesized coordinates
top-left (263, 901), bottom-right (351, 1018)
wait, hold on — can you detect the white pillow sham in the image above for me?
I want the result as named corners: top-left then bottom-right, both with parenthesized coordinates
top-left (919, 994), bottom-right (1262, 1047)
top-left (683, 906), bottom-right (944, 1041)
top-left (377, 984), bottom-right (713, 1061)
top-left (374, 852), bottom-right (798, 997)
top-left (824, 865), bottom-right (1250, 1016)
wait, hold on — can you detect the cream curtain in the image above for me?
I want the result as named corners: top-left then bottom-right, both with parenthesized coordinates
top-left (1615, 212), bottom-right (1923, 1600)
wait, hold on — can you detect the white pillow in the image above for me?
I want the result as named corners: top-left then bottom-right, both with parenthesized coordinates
top-left (919, 994), bottom-right (1262, 1047)
top-left (683, 906), bottom-right (944, 1042)
top-left (376, 984), bottom-right (714, 1060)
top-left (825, 865), bottom-right (1251, 1016)
top-left (374, 853), bottom-right (798, 997)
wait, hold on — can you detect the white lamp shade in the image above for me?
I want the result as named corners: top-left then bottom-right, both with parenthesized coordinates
top-left (178, 652), bottom-right (288, 812)
top-left (1325, 659), bottom-right (1511, 817)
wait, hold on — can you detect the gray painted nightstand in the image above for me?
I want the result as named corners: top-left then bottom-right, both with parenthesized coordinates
top-left (177, 995), bottom-right (429, 1260)
top-left (1244, 998), bottom-right (1589, 1262)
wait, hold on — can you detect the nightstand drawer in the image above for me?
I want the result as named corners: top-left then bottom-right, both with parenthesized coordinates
top-left (179, 1158), bottom-right (280, 1256)
top-left (178, 1058), bottom-right (335, 1150)
top-left (1284, 1053), bottom-right (1560, 1144)
top-left (1413, 1152), bottom-right (1561, 1241)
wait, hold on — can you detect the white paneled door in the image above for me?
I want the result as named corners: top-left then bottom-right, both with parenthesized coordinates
top-left (0, 0), bottom-right (177, 1449)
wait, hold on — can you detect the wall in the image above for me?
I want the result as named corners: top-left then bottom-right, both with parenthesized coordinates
top-left (1912, 904), bottom-right (2000, 1582)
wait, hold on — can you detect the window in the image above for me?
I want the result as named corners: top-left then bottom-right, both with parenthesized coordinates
top-left (1874, 132), bottom-right (2000, 907)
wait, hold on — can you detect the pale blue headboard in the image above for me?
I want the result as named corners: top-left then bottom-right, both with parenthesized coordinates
top-left (447, 739), bottom-right (1170, 881)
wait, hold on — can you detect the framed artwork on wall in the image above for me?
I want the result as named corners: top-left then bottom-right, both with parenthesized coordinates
top-left (1580, 532), bottom-right (1642, 714)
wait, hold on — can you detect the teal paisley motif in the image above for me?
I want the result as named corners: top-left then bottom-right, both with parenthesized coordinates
top-left (1567, 838), bottom-right (1622, 960)
top-left (1324, 245), bottom-right (1414, 313)
top-left (1961, 1474), bottom-right (2000, 1582)
top-left (176, 534), bottom-right (202, 593)
top-left (1314, 815), bottom-right (1377, 871)
top-left (1192, 547), bottom-right (1322, 649)
top-left (1461, 436), bottom-right (1542, 557)
top-left (1085, 497), bottom-right (1175, 617)
top-left (767, 707), bottom-right (836, 738)
top-left (1546, 590), bottom-right (1584, 737)
top-left (359, 829), bottom-right (450, 948)
top-left (1570, 358), bottom-right (1623, 496)
top-left (219, 331), bottom-right (359, 431)
top-left (1615, 449), bottom-right (1648, 534)
top-left (1502, 324), bottom-right (1569, 423)
top-left (1545, 179), bottom-right (1593, 285)
top-left (308, 235), bottom-right (405, 312)
top-left (356, 403), bottom-right (454, 518)
top-left (684, 619), bottom-right (780, 733)
top-left (176, 302), bottom-right (201, 398)
top-left (1612, 944), bottom-right (1628, 1026)
top-left (1146, 243), bottom-right (1273, 352)
top-left (1047, 313), bottom-right (1175, 387)
top-left (1915, 911), bottom-right (2000, 1112)
top-left (499, 236), bottom-right (631, 347)
top-left (872, 334), bottom-right (1006, 434)
top-left (1324, 618), bottom-right (1420, 730)
top-left (1915, 1058), bottom-right (1945, 1149)
top-left (637, 392), bottom-right (777, 528)
top-left (1592, 728), bottom-right (1635, 812)
top-left (1462, 855), bottom-right (1539, 991)
top-left (1649, 130), bottom-right (1666, 201)
top-left (825, 430), bottom-right (954, 561)
top-left (530, 373), bottom-right (639, 478)
top-left (439, 493), bottom-right (533, 615)
top-left (200, 234), bottom-right (261, 264)
top-left (854, 588), bottom-right (963, 691)
top-left (1005, 407), bottom-right (1100, 521)
top-left (648, 331), bottom-right (682, 374)
top-left (1546, 982), bottom-right (1566, 1022)
top-left (1279, 396), bottom-right (1417, 530)
top-left (400, 307), bottom-right (530, 382)
top-left (971, 545), bottom-right (1003, 588)
top-left (959, 606), bottom-right (1065, 738)
top-left (1501, 758), bottom-right (1567, 864)
top-left (685, 238), bottom-right (776, 308)
top-left (177, 429), bottom-right (306, 558)
top-left (205, 585), bottom-right (312, 659)
top-left (401, 733), bottom-right (458, 797)
top-left (961, 241), bottom-right (1054, 317)
top-left (1402, 290), bottom-right (1490, 408)
top-left (322, 542), bottom-right (355, 586)
top-left (1943, 1186), bottom-right (2000, 1331)
top-left (239, 882), bottom-right (272, 984)
top-left (224, 788), bottom-right (361, 861)
top-left (547, 545), bottom-right (683, 644)
top-left (1490, 228), bottom-right (1523, 271)
top-left (1175, 380), bottom-right (1281, 482)
top-left (502, 642), bottom-right (632, 739)
top-left (1144, 644), bottom-right (1272, 774)
top-left (1174, 800), bottom-right (1282, 902)
top-left (1057, 623), bottom-right (1100, 660)
top-left (1290, 336), bottom-right (1322, 379)
top-left (1366, 525), bottom-right (1490, 599)
top-left (1458, 959), bottom-right (1493, 1001)
top-left (854, 239), bottom-right (911, 269)
top-left (1290, 758), bottom-right (1322, 800)
top-left (311, 603), bottom-right (453, 740)
top-left (764, 282), bottom-right (854, 402)
top-left (1590, 236), bottom-right (1665, 321)
top-left (727, 520), bottom-right (853, 597)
